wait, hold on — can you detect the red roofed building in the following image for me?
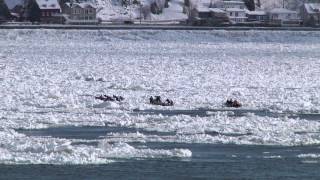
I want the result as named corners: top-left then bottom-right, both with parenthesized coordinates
top-left (35, 0), bottom-right (63, 23)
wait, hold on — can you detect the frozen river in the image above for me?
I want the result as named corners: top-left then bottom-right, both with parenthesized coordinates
top-left (0, 29), bottom-right (320, 178)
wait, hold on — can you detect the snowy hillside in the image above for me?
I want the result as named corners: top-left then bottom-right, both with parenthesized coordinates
top-left (95, 0), bottom-right (187, 21)
top-left (95, 0), bottom-right (310, 22)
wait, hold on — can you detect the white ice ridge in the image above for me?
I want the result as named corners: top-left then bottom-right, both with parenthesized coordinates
top-left (0, 129), bottom-right (191, 164)
top-left (100, 113), bottom-right (320, 146)
top-left (298, 154), bottom-right (320, 159)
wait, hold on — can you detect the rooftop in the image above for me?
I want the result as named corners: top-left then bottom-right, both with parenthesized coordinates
top-left (72, 3), bottom-right (97, 9)
top-left (209, 8), bottom-right (225, 13)
top-left (196, 6), bottom-right (211, 12)
top-left (225, 8), bottom-right (246, 12)
top-left (223, 0), bottom-right (245, 5)
top-left (246, 10), bottom-right (267, 16)
top-left (304, 3), bottom-right (320, 14)
top-left (35, 0), bottom-right (61, 10)
top-left (269, 8), bottom-right (297, 14)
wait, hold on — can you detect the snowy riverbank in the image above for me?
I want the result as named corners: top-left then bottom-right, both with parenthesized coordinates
top-left (1, 24), bottom-right (320, 31)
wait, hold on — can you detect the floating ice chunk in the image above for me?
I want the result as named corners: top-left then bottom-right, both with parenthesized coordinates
top-left (93, 101), bottom-right (120, 109)
top-left (98, 139), bottom-right (113, 150)
top-left (54, 141), bottom-right (73, 153)
top-left (172, 148), bottom-right (192, 157)
top-left (98, 140), bottom-right (192, 159)
top-left (263, 155), bottom-right (282, 159)
top-left (298, 154), bottom-right (320, 159)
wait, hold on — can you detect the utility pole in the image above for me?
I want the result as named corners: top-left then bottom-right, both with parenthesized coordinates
top-left (140, 4), bottom-right (142, 24)
top-left (129, 0), bottom-right (131, 21)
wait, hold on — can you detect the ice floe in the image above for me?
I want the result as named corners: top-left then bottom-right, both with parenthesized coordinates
top-left (0, 29), bottom-right (320, 164)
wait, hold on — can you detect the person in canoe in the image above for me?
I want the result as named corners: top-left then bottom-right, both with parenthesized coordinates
top-left (95, 95), bottom-right (124, 102)
top-left (150, 96), bottom-right (174, 106)
top-left (225, 99), bottom-right (242, 108)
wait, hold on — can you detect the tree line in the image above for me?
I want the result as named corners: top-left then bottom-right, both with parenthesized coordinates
top-left (0, 0), bottom-right (41, 22)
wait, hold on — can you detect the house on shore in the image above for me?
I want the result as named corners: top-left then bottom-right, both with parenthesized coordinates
top-left (35, 0), bottom-right (63, 23)
top-left (268, 8), bottom-right (300, 26)
top-left (300, 3), bottom-right (320, 27)
top-left (246, 10), bottom-right (267, 22)
top-left (188, 6), bottom-right (228, 25)
top-left (213, 0), bottom-right (247, 23)
top-left (225, 8), bottom-right (247, 23)
top-left (63, 3), bottom-right (98, 25)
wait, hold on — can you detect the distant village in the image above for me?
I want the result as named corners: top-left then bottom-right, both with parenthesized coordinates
top-left (187, 0), bottom-right (320, 27)
top-left (0, 0), bottom-right (320, 27)
top-left (0, 0), bottom-right (99, 25)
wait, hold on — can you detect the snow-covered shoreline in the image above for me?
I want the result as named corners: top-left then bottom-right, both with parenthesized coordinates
top-left (2, 24), bottom-right (320, 31)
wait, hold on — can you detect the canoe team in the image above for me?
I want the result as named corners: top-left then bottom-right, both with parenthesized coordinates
top-left (95, 95), bottom-right (242, 108)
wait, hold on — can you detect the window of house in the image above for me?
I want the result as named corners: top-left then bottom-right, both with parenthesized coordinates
top-left (235, 12), bottom-right (238, 17)
top-left (273, 14), bottom-right (278, 19)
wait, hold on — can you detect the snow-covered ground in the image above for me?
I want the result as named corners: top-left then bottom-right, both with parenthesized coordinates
top-left (95, 0), bottom-right (187, 21)
top-left (94, 0), bottom-right (308, 22)
top-left (0, 29), bottom-right (320, 164)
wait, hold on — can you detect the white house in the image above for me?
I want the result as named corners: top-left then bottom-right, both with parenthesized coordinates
top-left (64, 3), bottom-right (99, 24)
top-left (268, 8), bottom-right (300, 26)
top-left (300, 3), bottom-right (320, 26)
top-left (246, 10), bottom-right (268, 22)
top-left (213, 0), bottom-right (247, 23)
top-left (225, 8), bottom-right (247, 23)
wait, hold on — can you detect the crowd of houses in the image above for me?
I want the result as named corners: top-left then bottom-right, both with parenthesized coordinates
top-left (187, 0), bottom-right (320, 27)
top-left (2, 0), bottom-right (320, 26)
top-left (3, 0), bottom-right (99, 24)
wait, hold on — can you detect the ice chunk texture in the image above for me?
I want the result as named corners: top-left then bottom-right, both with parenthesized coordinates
top-left (0, 30), bottom-right (320, 164)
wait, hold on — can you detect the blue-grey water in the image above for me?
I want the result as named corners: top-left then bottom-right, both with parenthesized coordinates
top-left (14, 115), bottom-right (320, 180)
top-left (1, 142), bottom-right (319, 179)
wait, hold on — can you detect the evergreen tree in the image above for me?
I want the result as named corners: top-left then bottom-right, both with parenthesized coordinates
top-left (0, 0), bottom-right (11, 19)
top-left (25, 0), bottom-right (41, 22)
top-left (244, 0), bottom-right (255, 11)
